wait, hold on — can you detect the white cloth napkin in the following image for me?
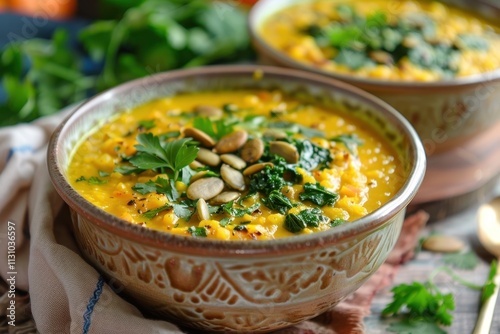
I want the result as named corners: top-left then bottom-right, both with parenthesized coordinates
top-left (0, 110), bottom-right (428, 334)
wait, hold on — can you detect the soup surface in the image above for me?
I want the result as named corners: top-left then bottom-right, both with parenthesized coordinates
top-left (68, 90), bottom-right (405, 240)
top-left (260, 0), bottom-right (500, 81)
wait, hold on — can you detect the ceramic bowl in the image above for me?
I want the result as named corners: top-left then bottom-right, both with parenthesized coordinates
top-left (249, 0), bottom-right (500, 155)
top-left (47, 65), bottom-right (425, 333)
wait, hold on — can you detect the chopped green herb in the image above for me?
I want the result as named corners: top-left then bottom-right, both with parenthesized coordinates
top-left (249, 165), bottom-right (288, 195)
top-left (76, 176), bottom-right (86, 182)
top-left (138, 119), bottom-right (156, 130)
top-left (98, 170), bottom-right (110, 177)
top-left (172, 203), bottom-right (194, 221)
top-left (442, 251), bottom-right (480, 270)
top-left (142, 204), bottom-right (172, 219)
top-left (299, 182), bottom-right (339, 207)
top-left (88, 176), bottom-right (108, 185)
top-left (261, 190), bottom-right (294, 214)
top-left (330, 218), bottom-right (345, 228)
top-left (159, 131), bottom-right (181, 141)
top-left (132, 177), bottom-right (179, 202)
top-left (219, 217), bottom-right (232, 227)
top-left (223, 201), bottom-right (260, 218)
top-left (187, 226), bottom-right (207, 237)
top-left (296, 140), bottom-right (332, 171)
top-left (193, 117), bottom-right (236, 140)
top-left (330, 134), bottom-right (363, 155)
top-left (233, 225), bottom-right (248, 232)
top-left (284, 208), bottom-right (329, 233)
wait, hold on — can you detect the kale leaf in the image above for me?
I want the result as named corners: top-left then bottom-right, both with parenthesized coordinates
top-left (299, 182), bottom-right (339, 206)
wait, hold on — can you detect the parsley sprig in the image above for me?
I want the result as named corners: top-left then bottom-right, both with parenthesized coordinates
top-left (119, 133), bottom-right (199, 181)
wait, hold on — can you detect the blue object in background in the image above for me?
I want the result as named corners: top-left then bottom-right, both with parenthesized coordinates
top-left (0, 12), bottom-right (88, 48)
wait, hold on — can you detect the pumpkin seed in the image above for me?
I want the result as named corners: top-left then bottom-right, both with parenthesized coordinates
top-left (422, 235), bottom-right (465, 253)
top-left (183, 127), bottom-right (216, 148)
top-left (214, 130), bottom-right (248, 154)
top-left (189, 160), bottom-right (205, 170)
top-left (197, 198), bottom-right (211, 221)
top-left (191, 171), bottom-right (212, 183)
top-left (240, 137), bottom-right (264, 163)
top-left (243, 162), bottom-right (274, 176)
top-left (187, 177), bottom-right (224, 200)
top-left (194, 105), bottom-right (223, 118)
top-left (197, 148), bottom-right (221, 167)
top-left (269, 141), bottom-right (299, 164)
top-left (220, 154), bottom-right (247, 170)
top-left (220, 164), bottom-right (246, 191)
top-left (263, 129), bottom-right (288, 140)
top-left (209, 191), bottom-right (241, 205)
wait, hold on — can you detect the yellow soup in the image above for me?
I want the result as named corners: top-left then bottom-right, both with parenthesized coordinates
top-left (68, 90), bottom-right (404, 240)
top-left (260, 0), bottom-right (500, 81)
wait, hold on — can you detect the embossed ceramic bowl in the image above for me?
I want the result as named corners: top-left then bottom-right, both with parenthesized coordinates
top-left (249, 0), bottom-right (500, 155)
top-left (48, 65), bottom-right (425, 333)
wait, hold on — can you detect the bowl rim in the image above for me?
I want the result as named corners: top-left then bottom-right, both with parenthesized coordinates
top-left (248, 0), bottom-right (500, 91)
top-left (47, 64), bottom-right (426, 257)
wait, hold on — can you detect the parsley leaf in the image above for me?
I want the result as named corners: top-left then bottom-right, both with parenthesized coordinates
top-left (193, 117), bottom-right (236, 140)
top-left (138, 119), bottom-right (156, 130)
top-left (172, 204), bottom-right (194, 221)
top-left (128, 133), bottom-right (198, 180)
top-left (387, 319), bottom-right (447, 334)
top-left (88, 176), bottom-right (108, 185)
top-left (187, 226), bottom-right (207, 237)
top-left (299, 182), bottom-right (339, 207)
top-left (442, 251), bottom-right (480, 270)
top-left (142, 204), bottom-right (172, 219)
top-left (330, 134), bottom-right (364, 155)
top-left (132, 177), bottom-right (179, 202)
top-left (382, 281), bottom-right (455, 326)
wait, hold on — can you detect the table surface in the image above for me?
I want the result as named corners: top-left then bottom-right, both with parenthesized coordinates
top-left (366, 182), bottom-right (500, 333)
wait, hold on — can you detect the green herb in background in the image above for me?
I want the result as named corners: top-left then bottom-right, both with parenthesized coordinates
top-left (0, 30), bottom-right (95, 126)
top-left (383, 261), bottom-right (497, 333)
top-left (0, 0), bottom-right (254, 127)
top-left (79, 0), bottom-right (253, 91)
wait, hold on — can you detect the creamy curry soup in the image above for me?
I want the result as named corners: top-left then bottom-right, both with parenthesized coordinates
top-left (68, 90), bottom-right (404, 240)
top-left (260, 0), bottom-right (500, 81)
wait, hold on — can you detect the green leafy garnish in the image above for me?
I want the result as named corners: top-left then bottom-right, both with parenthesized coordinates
top-left (296, 140), bottom-right (333, 171)
top-left (76, 176), bottom-right (87, 182)
top-left (299, 182), bottom-right (339, 207)
top-left (88, 176), bottom-right (108, 185)
top-left (382, 281), bottom-right (455, 326)
top-left (284, 208), bottom-right (329, 233)
top-left (481, 260), bottom-right (498, 303)
top-left (172, 203), bottom-right (194, 221)
top-left (142, 204), bottom-right (172, 219)
top-left (219, 217), bottom-right (232, 227)
top-left (193, 117), bottom-right (236, 140)
top-left (138, 119), bottom-right (156, 130)
top-left (98, 170), bottom-right (110, 177)
top-left (132, 177), bottom-right (179, 202)
top-left (261, 190), bottom-right (294, 214)
top-left (330, 218), bottom-right (345, 228)
top-left (223, 201), bottom-right (260, 218)
top-left (386, 319), bottom-right (447, 334)
top-left (330, 134), bottom-right (363, 155)
top-left (187, 226), bottom-right (207, 237)
top-left (249, 165), bottom-right (288, 195)
top-left (127, 133), bottom-right (198, 180)
top-left (442, 251), bottom-right (480, 270)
